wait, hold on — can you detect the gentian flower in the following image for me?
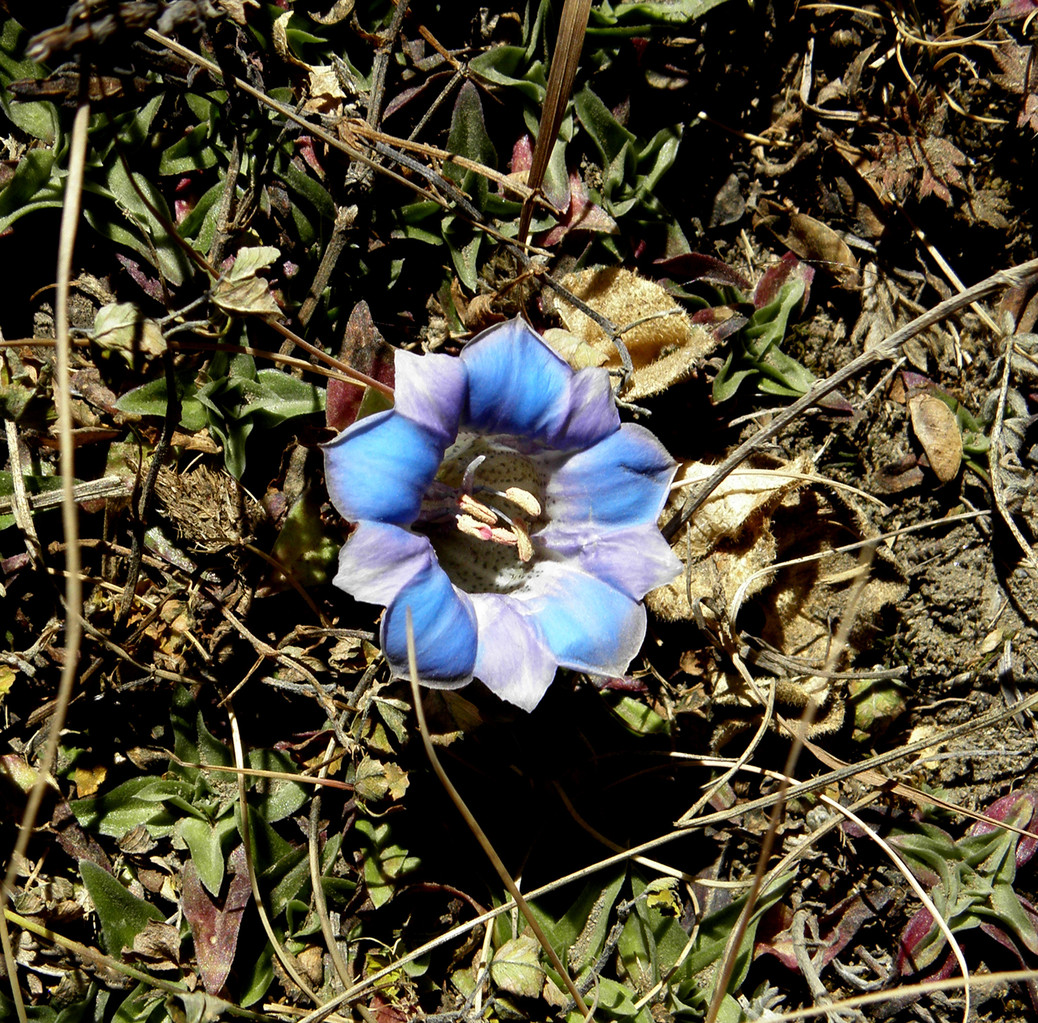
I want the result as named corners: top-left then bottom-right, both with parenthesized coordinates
top-left (323, 318), bottom-right (681, 711)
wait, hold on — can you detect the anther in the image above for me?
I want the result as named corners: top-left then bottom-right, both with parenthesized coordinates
top-left (510, 519), bottom-right (534, 563)
top-left (458, 492), bottom-right (498, 525)
top-left (456, 514), bottom-right (493, 541)
top-left (502, 487), bottom-right (542, 519)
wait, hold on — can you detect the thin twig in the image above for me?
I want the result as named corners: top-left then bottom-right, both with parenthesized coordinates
top-left (309, 736), bottom-right (354, 991)
top-left (2, 68), bottom-right (92, 1023)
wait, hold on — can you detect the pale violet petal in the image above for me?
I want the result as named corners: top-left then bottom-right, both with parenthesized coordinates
top-left (469, 593), bottom-right (559, 711)
top-left (544, 423), bottom-right (677, 533)
top-left (460, 319), bottom-right (574, 441)
top-left (554, 365), bottom-right (621, 450)
top-left (332, 521), bottom-right (431, 607)
top-left (536, 524), bottom-right (681, 600)
top-left (393, 349), bottom-right (468, 445)
top-left (382, 558), bottom-right (478, 686)
top-left (519, 562), bottom-right (647, 676)
top-left (324, 410), bottom-right (443, 525)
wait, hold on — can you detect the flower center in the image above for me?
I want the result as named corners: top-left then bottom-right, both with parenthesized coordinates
top-left (414, 434), bottom-right (548, 595)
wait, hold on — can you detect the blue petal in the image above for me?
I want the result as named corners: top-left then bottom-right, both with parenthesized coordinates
top-left (519, 562), bottom-right (646, 676)
top-left (383, 557), bottom-right (478, 686)
top-left (393, 349), bottom-right (468, 446)
top-left (469, 593), bottom-right (559, 711)
top-left (324, 410), bottom-right (443, 525)
top-left (544, 423), bottom-right (676, 533)
top-left (460, 319), bottom-right (575, 442)
top-left (537, 524), bottom-right (681, 600)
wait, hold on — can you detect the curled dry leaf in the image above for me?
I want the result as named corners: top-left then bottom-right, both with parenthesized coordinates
top-left (649, 457), bottom-right (906, 723)
top-left (755, 199), bottom-right (860, 288)
top-left (649, 457), bottom-right (810, 626)
top-left (908, 393), bottom-right (962, 483)
top-left (551, 266), bottom-right (718, 399)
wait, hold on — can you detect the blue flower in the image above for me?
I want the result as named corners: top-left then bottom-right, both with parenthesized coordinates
top-left (323, 318), bottom-right (681, 711)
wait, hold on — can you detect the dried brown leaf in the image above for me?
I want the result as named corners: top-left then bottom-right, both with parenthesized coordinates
top-left (553, 267), bottom-right (717, 399)
top-left (909, 393), bottom-right (962, 483)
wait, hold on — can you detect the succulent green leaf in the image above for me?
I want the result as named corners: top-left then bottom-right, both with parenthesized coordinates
top-left (80, 861), bottom-right (165, 956)
top-left (446, 81), bottom-right (497, 212)
top-left (180, 816), bottom-right (238, 897)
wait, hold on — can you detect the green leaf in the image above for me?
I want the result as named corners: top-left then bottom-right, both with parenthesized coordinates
top-left (115, 368), bottom-right (200, 422)
top-left (159, 122), bottom-right (218, 176)
top-left (117, 93), bottom-right (164, 150)
top-left (444, 220), bottom-right (481, 292)
top-left (180, 816), bottom-right (237, 897)
top-left (680, 874), bottom-right (793, 993)
top-left (607, 695), bottom-right (670, 735)
top-left (589, 0), bottom-right (734, 29)
top-left (265, 846), bottom-right (310, 917)
top-left (491, 935), bottom-right (544, 998)
top-left (356, 819), bottom-right (420, 909)
top-left (90, 303), bottom-right (166, 360)
top-left (468, 46), bottom-right (548, 103)
top-left (247, 748), bottom-right (308, 823)
top-left (109, 983), bottom-right (167, 1023)
top-left (446, 81), bottom-right (497, 212)
top-left (86, 161), bottom-right (192, 286)
top-left (178, 180), bottom-right (224, 250)
top-left (237, 943), bottom-right (275, 1007)
top-left (550, 871), bottom-right (625, 970)
top-left (247, 370), bottom-right (325, 425)
top-left (0, 149), bottom-right (63, 233)
top-left (283, 160), bottom-right (335, 220)
top-left (575, 85), bottom-right (636, 167)
top-left (269, 491), bottom-right (340, 588)
top-left (71, 777), bottom-right (193, 838)
top-left (80, 861), bottom-right (165, 957)
top-left (0, 21), bottom-right (60, 143)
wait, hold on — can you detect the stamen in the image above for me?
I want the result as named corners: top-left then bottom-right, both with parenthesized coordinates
top-left (510, 519), bottom-right (534, 563)
top-left (502, 487), bottom-right (542, 519)
top-left (489, 526), bottom-right (518, 547)
top-left (458, 492), bottom-right (498, 525)
top-left (456, 513), bottom-right (494, 541)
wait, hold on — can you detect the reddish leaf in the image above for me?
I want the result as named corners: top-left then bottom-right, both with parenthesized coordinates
top-left (753, 252), bottom-right (813, 310)
top-left (326, 301), bottom-right (396, 433)
top-left (967, 790), bottom-right (1038, 867)
top-left (689, 306), bottom-right (748, 340)
top-left (756, 888), bottom-right (893, 972)
top-left (541, 172), bottom-right (618, 246)
top-left (181, 844), bottom-right (252, 995)
top-left (654, 252), bottom-right (751, 291)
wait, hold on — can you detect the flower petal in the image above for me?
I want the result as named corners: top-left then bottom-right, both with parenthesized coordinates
top-left (393, 349), bottom-right (468, 445)
top-left (461, 319), bottom-right (574, 441)
top-left (520, 562), bottom-right (647, 676)
top-left (537, 524), bottom-right (681, 600)
top-left (554, 365), bottom-right (621, 450)
top-left (544, 423), bottom-right (677, 534)
top-left (382, 555), bottom-right (478, 687)
top-left (332, 521), bottom-right (431, 606)
top-left (469, 593), bottom-right (559, 711)
top-left (324, 410), bottom-right (443, 525)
